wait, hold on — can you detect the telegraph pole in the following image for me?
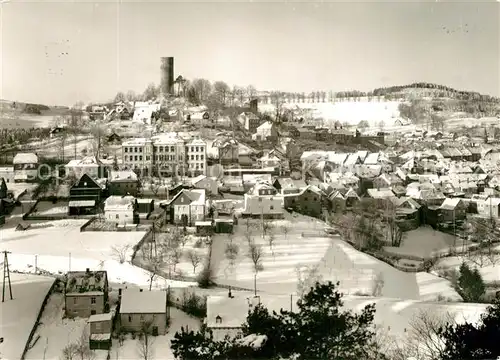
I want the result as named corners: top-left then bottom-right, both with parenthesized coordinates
top-left (2, 251), bottom-right (13, 302)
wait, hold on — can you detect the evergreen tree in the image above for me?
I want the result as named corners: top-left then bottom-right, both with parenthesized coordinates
top-left (438, 299), bottom-right (500, 360)
top-left (458, 262), bottom-right (485, 302)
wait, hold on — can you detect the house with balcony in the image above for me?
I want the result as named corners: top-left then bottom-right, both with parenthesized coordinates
top-left (119, 289), bottom-right (168, 336)
top-left (167, 189), bottom-right (207, 226)
top-left (68, 173), bottom-right (105, 215)
top-left (104, 195), bottom-right (138, 225)
top-left (242, 182), bottom-right (284, 219)
top-left (65, 269), bottom-right (109, 318)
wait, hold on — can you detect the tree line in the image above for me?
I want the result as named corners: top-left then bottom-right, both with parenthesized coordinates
top-left (171, 280), bottom-right (500, 360)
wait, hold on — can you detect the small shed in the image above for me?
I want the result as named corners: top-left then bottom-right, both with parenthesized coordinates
top-left (88, 312), bottom-right (113, 350)
top-left (214, 218), bottom-right (233, 234)
top-left (195, 221), bottom-right (213, 236)
top-left (137, 198), bottom-right (154, 214)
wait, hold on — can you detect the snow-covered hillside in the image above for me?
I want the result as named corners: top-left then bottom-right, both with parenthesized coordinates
top-left (258, 100), bottom-right (404, 127)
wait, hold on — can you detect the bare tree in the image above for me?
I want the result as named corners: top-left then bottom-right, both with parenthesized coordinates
top-left (179, 234), bottom-right (189, 248)
top-left (224, 242), bottom-right (239, 267)
top-left (165, 248), bottom-right (182, 274)
top-left (261, 219), bottom-right (273, 239)
top-left (248, 241), bottom-right (264, 295)
top-left (186, 250), bottom-right (202, 274)
top-left (57, 130), bottom-right (68, 162)
top-left (149, 180), bottom-right (161, 197)
top-left (267, 232), bottom-right (276, 256)
top-left (371, 272), bottom-right (384, 296)
top-left (90, 121), bottom-right (106, 159)
top-left (137, 320), bottom-right (155, 360)
top-left (144, 249), bottom-right (165, 291)
top-left (270, 91), bottom-right (286, 123)
top-left (61, 327), bottom-right (95, 360)
top-left (281, 225), bottom-right (290, 245)
top-left (246, 85), bottom-right (257, 100)
top-left (111, 244), bottom-right (131, 264)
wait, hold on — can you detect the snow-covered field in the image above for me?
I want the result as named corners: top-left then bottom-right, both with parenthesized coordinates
top-left (0, 220), bottom-right (195, 289)
top-left (212, 214), bottom-right (332, 295)
top-left (258, 100), bottom-right (403, 127)
top-left (211, 213), bottom-right (460, 301)
top-left (0, 272), bottom-right (55, 360)
top-left (24, 293), bottom-right (90, 360)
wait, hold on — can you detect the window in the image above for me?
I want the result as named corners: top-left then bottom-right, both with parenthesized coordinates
top-left (139, 148), bottom-right (143, 153)
top-left (201, 155), bottom-right (204, 160)
top-left (124, 156), bottom-right (128, 161)
top-left (91, 310), bottom-right (96, 315)
top-left (135, 156), bottom-right (138, 161)
top-left (200, 163), bottom-right (204, 168)
top-left (191, 155), bottom-right (194, 160)
top-left (139, 156), bottom-right (143, 161)
top-left (270, 205), bottom-right (274, 210)
top-left (170, 146), bottom-right (174, 152)
top-left (73, 297), bottom-right (77, 304)
top-left (128, 315), bottom-right (132, 322)
top-left (160, 146), bottom-right (164, 152)
top-left (91, 297), bottom-right (96, 304)
top-left (116, 214), bottom-right (119, 219)
top-left (134, 147), bottom-right (138, 153)
top-left (124, 148), bottom-right (128, 153)
top-left (196, 155), bottom-right (199, 160)
top-left (146, 156), bottom-right (150, 161)
top-left (196, 146), bottom-right (199, 152)
top-left (140, 314), bottom-right (145, 321)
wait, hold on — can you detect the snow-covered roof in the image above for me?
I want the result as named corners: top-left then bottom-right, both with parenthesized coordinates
top-left (120, 289), bottom-right (166, 314)
top-left (109, 170), bottom-right (137, 182)
top-left (88, 312), bottom-right (113, 323)
top-left (13, 153), bottom-right (38, 164)
top-left (104, 195), bottom-right (135, 211)
top-left (363, 152), bottom-right (380, 165)
top-left (439, 197), bottom-right (463, 211)
top-left (256, 121), bottom-right (274, 131)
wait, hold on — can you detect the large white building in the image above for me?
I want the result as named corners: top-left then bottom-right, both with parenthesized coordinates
top-left (122, 132), bottom-right (207, 177)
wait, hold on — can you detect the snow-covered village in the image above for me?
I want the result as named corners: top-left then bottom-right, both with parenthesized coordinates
top-left (1, 1), bottom-right (500, 360)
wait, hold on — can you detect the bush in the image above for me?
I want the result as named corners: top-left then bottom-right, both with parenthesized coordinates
top-left (197, 265), bottom-right (214, 288)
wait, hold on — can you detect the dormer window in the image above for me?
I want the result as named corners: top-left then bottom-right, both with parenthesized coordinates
top-left (215, 315), bottom-right (222, 324)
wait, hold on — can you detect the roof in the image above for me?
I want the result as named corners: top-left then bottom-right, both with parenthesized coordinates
top-left (120, 289), bottom-right (167, 313)
top-left (439, 197), bottom-right (463, 210)
top-left (169, 188), bottom-right (206, 206)
top-left (13, 153), bottom-right (38, 164)
top-left (363, 152), bottom-right (380, 165)
top-left (104, 195), bottom-right (135, 210)
top-left (66, 270), bottom-right (107, 294)
top-left (367, 188), bottom-right (394, 199)
top-left (256, 121), bottom-right (274, 131)
top-left (109, 170), bottom-right (137, 182)
top-left (68, 200), bottom-right (95, 207)
top-left (66, 156), bottom-right (101, 168)
top-left (88, 312), bottom-right (113, 323)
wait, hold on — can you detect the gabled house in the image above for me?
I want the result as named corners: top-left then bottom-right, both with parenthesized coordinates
top-left (252, 121), bottom-right (278, 141)
top-left (237, 112), bottom-right (261, 134)
top-left (439, 198), bottom-right (467, 223)
top-left (243, 182), bottom-right (284, 218)
top-left (104, 195), bottom-right (138, 225)
top-left (65, 156), bottom-right (106, 180)
top-left (191, 175), bottom-right (218, 196)
top-left (373, 173), bottom-right (403, 190)
top-left (477, 197), bottom-right (500, 219)
top-left (68, 174), bottom-right (104, 215)
top-left (107, 132), bottom-right (122, 144)
top-left (215, 138), bottom-right (239, 165)
top-left (119, 289), bottom-right (168, 336)
top-left (283, 185), bottom-right (324, 218)
top-left (388, 196), bottom-right (421, 229)
top-left (167, 189), bottom-right (207, 226)
top-left (273, 177), bottom-right (307, 195)
top-left (108, 170), bottom-right (139, 197)
top-left (65, 269), bottom-right (109, 318)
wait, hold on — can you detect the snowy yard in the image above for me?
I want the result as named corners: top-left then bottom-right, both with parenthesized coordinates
top-left (31, 201), bottom-right (69, 216)
top-left (212, 214), bottom-right (335, 295)
top-left (0, 273), bottom-right (55, 360)
top-left (383, 227), bottom-right (466, 259)
top-left (0, 220), bottom-right (195, 289)
top-left (137, 232), bottom-right (211, 278)
top-left (24, 293), bottom-right (90, 360)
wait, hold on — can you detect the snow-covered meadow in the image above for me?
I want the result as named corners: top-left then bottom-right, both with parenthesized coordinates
top-left (0, 220), bottom-right (195, 289)
top-left (0, 273), bottom-right (55, 360)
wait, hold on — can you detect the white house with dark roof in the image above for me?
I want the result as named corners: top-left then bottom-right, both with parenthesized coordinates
top-left (168, 188), bottom-right (207, 226)
top-left (13, 152), bottom-right (38, 183)
top-left (120, 289), bottom-right (168, 335)
top-left (243, 181), bottom-right (283, 217)
top-left (104, 195), bottom-right (138, 225)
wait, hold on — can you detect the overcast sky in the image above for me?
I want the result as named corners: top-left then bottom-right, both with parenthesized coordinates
top-left (1, 0), bottom-right (499, 106)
